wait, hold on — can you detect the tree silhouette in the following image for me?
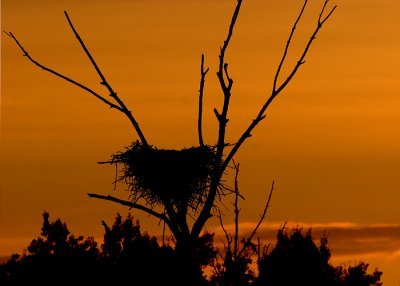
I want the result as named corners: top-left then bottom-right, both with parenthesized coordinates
top-left (0, 213), bottom-right (383, 286)
top-left (6, 1), bottom-right (336, 284)
top-left (0, 212), bottom-right (216, 286)
top-left (0, 212), bottom-right (99, 285)
top-left (99, 213), bottom-right (215, 285)
top-left (342, 262), bottom-right (383, 286)
top-left (98, 213), bottom-right (195, 285)
top-left (254, 227), bottom-right (383, 286)
top-left (256, 227), bottom-right (334, 286)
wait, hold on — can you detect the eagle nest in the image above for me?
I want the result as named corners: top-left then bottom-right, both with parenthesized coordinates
top-left (107, 141), bottom-right (219, 210)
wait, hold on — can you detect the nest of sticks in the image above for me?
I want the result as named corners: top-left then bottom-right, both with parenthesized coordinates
top-left (107, 141), bottom-right (219, 210)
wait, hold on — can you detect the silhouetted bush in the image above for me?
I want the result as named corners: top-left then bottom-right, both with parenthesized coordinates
top-left (0, 212), bottom-right (99, 285)
top-left (0, 215), bottom-right (382, 286)
top-left (254, 226), bottom-right (382, 286)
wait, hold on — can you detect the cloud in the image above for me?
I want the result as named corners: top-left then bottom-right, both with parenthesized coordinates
top-left (208, 221), bottom-right (400, 258)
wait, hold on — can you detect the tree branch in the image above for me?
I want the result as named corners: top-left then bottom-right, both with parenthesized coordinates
top-left (164, 199), bottom-right (190, 237)
top-left (274, 1), bottom-right (336, 95)
top-left (217, 209), bottom-right (232, 248)
top-left (319, 0), bottom-right (336, 25)
top-left (195, 1), bottom-right (335, 240)
top-left (233, 162), bottom-right (240, 260)
top-left (198, 54), bottom-right (209, 147)
top-left (87, 193), bottom-right (181, 239)
top-left (5, 11), bottom-right (149, 146)
top-left (87, 192), bottom-right (164, 219)
top-left (238, 180), bottom-right (274, 257)
top-left (4, 31), bottom-right (123, 111)
top-left (192, 0), bottom-right (243, 241)
top-left (273, 0), bottom-right (308, 93)
top-left (222, 0), bottom-right (336, 172)
top-left (216, 0), bottom-right (242, 153)
top-left (63, 11), bottom-right (148, 146)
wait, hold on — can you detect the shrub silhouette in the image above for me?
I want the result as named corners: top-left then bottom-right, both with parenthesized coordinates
top-left (254, 226), bottom-right (382, 286)
top-left (211, 244), bottom-right (257, 286)
top-left (0, 212), bottom-right (99, 285)
top-left (341, 262), bottom-right (383, 286)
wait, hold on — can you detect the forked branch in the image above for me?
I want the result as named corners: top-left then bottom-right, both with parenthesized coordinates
top-left (63, 12), bottom-right (147, 146)
top-left (222, 0), bottom-right (336, 172)
top-left (273, 0), bottom-right (308, 93)
top-left (215, 0), bottom-right (243, 154)
top-left (5, 11), bottom-right (148, 146)
top-left (4, 31), bottom-right (121, 111)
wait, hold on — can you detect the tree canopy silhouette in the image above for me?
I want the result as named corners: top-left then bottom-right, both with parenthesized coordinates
top-left (0, 212), bottom-right (216, 286)
top-left (254, 226), bottom-right (383, 286)
top-left (0, 213), bottom-right (382, 286)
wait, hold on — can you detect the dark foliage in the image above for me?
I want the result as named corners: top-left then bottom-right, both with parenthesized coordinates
top-left (0, 212), bottom-right (211, 286)
top-left (0, 215), bottom-right (383, 286)
top-left (98, 213), bottom-right (179, 285)
top-left (0, 212), bottom-right (99, 285)
top-left (211, 239), bottom-right (257, 286)
top-left (254, 226), bottom-right (382, 286)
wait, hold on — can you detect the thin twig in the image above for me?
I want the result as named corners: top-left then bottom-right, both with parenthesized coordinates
top-left (238, 180), bottom-right (274, 257)
top-left (281, 221), bottom-right (288, 232)
top-left (217, 209), bottom-right (231, 246)
top-left (273, 0), bottom-right (308, 93)
top-left (319, 0), bottom-right (336, 25)
top-left (233, 162), bottom-right (240, 259)
top-left (274, 1), bottom-right (336, 96)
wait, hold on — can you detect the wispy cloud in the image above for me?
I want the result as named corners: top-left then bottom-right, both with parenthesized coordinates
top-left (208, 221), bottom-right (400, 258)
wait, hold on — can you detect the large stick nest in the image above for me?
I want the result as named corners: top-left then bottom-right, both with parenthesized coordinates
top-left (108, 141), bottom-right (219, 210)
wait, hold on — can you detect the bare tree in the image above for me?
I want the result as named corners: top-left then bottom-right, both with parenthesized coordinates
top-left (6, 0), bottom-right (336, 283)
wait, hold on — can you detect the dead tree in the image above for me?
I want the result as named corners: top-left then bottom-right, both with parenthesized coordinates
top-left (6, 0), bottom-right (336, 283)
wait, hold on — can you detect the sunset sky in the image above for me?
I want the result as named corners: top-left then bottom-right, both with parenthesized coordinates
top-left (2, 0), bottom-right (400, 284)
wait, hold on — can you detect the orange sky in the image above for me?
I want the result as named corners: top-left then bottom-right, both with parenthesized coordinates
top-left (2, 1), bottom-right (400, 284)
